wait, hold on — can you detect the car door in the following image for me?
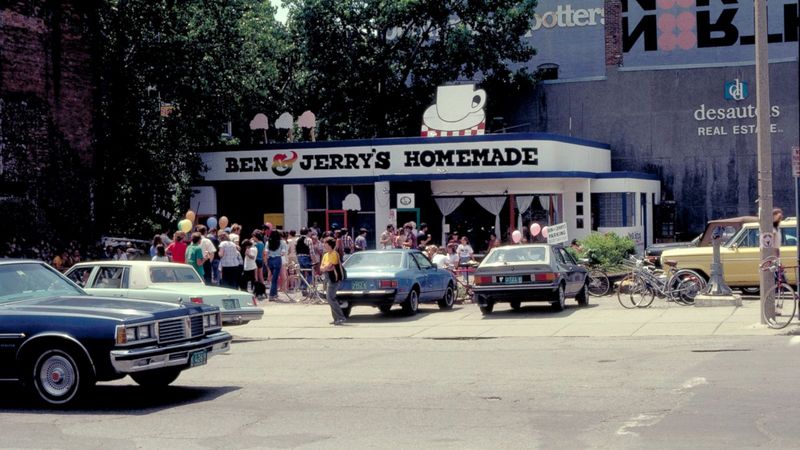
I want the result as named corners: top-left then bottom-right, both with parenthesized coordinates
top-left (65, 266), bottom-right (97, 289)
top-left (409, 252), bottom-right (433, 300)
top-left (87, 266), bottom-right (131, 298)
top-left (724, 228), bottom-right (760, 285)
top-left (411, 252), bottom-right (441, 299)
top-left (556, 247), bottom-right (583, 295)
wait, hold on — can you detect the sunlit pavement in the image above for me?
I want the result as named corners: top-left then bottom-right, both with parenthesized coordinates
top-left (230, 295), bottom-right (788, 340)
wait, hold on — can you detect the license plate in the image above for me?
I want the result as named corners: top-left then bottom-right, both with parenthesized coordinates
top-left (351, 281), bottom-right (369, 290)
top-left (499, 276), bottom-right (522, 284)
top-left (190, 350), bottom-right (207, 367)
top-left (222, 298), bottom-right (240, 309)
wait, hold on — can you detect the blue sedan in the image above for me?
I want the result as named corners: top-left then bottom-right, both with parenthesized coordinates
top-left (336, 249), bottom-right (457, 316)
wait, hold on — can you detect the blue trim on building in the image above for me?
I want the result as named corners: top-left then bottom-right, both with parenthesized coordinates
top-left (199, 132), bottom-right (612, 153)
top-left (195, 170), bottom-right (659, 186)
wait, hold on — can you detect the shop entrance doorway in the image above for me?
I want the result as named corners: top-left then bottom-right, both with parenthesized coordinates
top-left (326, 210), bottom-right (347, 231)
top-left (396, 208), bottom-right (420, 228)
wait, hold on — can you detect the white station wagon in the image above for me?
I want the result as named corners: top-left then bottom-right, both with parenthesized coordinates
top-left (65, 261), bottom-right (264, 325)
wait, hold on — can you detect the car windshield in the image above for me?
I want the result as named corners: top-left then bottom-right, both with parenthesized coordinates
top-left (482, 246), bottom-right (549, 265)
top-left (149, 266), bottom-right (203, 283)
top-left (0, 263), bottom-right (85, 304)
top-left (344, 252), bottom-right (403, 269)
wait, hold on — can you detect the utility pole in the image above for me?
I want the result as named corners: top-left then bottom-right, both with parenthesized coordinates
top-left (754, 0), bottom-right (776, 323)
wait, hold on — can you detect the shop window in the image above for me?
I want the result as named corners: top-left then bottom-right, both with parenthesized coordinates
top-left (328, 186), bottom-right (351, 210)
top-left (537, 63), bottom-right (559, 80)
top-left (592, 193), bottom-right (636, 227)
top-left (576, 205), bottom-right (584, 216)
top-left (353, 185), bottom-right (375, 211)
top-left (577, 218), bottom-right (584, 229)
top-left (306, 185), bottom-right (326, 210)
top-left (576, 192), bottom-right (583, 202)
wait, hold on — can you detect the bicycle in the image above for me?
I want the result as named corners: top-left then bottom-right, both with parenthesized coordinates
top-left (448, 266), bottom-right (474, 303)
top-left (284, 262), bottom-right (327, 304)
top-left (617, 256), bottom-right (646, 309)
top-left (629, 257), bottom-right (706, 307)
top-left (759, 256), bottom-right (797, 329)
top-left (578, 256), bottom-right (610, 297)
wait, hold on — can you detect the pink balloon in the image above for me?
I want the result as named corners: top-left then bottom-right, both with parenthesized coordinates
top-left (512, 230), bottom-right (522, 243)
top-left (542, 227), bottom-right (549, 239)
top-left (530, 223), bottom-right (541, 237)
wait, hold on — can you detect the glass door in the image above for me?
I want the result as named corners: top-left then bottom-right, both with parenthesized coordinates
top-left (326, 210), bottom-right (347, 231)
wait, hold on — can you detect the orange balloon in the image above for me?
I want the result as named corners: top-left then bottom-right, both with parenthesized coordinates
top-left (186, 210), bottom-right (196, 222)
top-left (219, 216), bottom-right (229, 229)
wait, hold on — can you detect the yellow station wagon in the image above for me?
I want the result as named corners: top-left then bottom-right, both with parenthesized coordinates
top-left (661, 218), bottom-right (799, 288)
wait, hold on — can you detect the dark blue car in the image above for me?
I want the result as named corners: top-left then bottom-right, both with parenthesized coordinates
top-left (0, 260), bottom-right (232, 406)
top-left (336, 249), bottom-right (457, 316)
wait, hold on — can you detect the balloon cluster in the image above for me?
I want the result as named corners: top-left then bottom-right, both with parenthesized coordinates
top-left (529, 224), bottom-right (549, 239)
top-left (176, 210), bottom-right (231, 233)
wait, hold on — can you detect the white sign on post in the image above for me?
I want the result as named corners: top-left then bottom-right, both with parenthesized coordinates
top-left (793, 146), bottom-right (800, 178)
top-left (760, 232), bottom-right (774, 249)
top-left (546, 222), bottom-right (569, 245)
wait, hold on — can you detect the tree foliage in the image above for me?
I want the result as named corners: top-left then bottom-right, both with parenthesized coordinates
top-left (95, 0), bottom-right (290, 237)
top-left (286, 0), bottom-right (538, 139)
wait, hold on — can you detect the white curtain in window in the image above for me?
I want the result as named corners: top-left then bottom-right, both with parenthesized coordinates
top-left (435, 197), bottom-right (464, 245)
top-left (552, 194), bottom-right (561, 224)
top-left (515, 195), bottom-right (534, 232)
top-left (475, 196), bottom-right (506, 238)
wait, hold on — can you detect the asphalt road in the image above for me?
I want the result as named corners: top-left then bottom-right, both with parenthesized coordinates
top-left (1, 333), bottom-right (800, 449)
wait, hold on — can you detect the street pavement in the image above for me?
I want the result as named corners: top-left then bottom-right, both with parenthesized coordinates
top-left (231, 295), bottom-right (788, 341)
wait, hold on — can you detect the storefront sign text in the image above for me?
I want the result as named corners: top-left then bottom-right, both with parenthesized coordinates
top-left (404, 147), bottom-right (538, 168)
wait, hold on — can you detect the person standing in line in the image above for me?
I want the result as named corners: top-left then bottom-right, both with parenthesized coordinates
top-left (334, 229), bottom-right (344, 261)
top-left (209, 229), bottom-right (221, 285)
top-left (240, 239), bottom-right (258, 292)
top-left (341, 229), bottom-right (355, 256)
top-left (149, 235), bottom-right (163, 259)
top-left (295, 228), bottom-right (314, 293)
top-left (355, 228), bottom-right (368, 252)
top-left (403, 222), bottom-right (417, 249)
top-left (320, 237), bottom-right (346, 325)
top-left (185, 232), bottom-right (206, 279)
top-left (196, 225), bottom-right (216, 285)
top-left (379, 225), bottom-right (394, 249)
top-left (266, 230), bottom-right (286, 301)
top-left (416, 223), bottom-right (431, 249)
top-left (456, 236), bottom-right (474, 283)
top-left (229, 224), bottom-right (241, 246)
top-left (311, 231), bottom-right (324, 276)
top-left (152, 245), bottom-right (169, 262)
top-left (218, 232), bottom-right (242, 289)
top-left (166, 231), bottom-right (187, 263)
top-left (252, 229), bottom-right (266, 288)
top-left (279, 231), bottom-right (290, 293)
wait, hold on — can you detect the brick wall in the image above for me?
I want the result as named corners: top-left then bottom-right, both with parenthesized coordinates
top-left (605, 0), bottom-right (623, 67)
top-left (0, 0), bottom-right (97, 167)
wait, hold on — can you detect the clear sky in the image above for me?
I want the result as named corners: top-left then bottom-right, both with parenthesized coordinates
top-left (270, 0), bottom-right (288, 23)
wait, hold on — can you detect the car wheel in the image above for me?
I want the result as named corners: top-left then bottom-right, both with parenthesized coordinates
top-left (551, 284), bottom-right (566, 312)
top-left (378, 304), bottom-right (392, 314)
top-left (131, 368), bottom-right (182, 388)
top-left (402, 289), bottom-right (420, 315)
top-left (510, 301), bottom-right (522, 311)
top-left (479, 300), bottom-right (494, 315)
top-left (30, 347), bottom-right (92, 406)
top-left (742, 287), bottom-right (760, 295)
top-left (341, 305), bottom-right (352, 318)
top-left (576, 282), bottom-right (589, 307)
top-left (438, 284), bottom-right (455, 310)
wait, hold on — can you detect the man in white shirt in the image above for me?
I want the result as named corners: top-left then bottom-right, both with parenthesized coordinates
top-left (196, 225), bottom-right (217, 285)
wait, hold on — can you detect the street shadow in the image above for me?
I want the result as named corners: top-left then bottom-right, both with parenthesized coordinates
top-left (0, 382), bottom-right (239, 414)
top-left (479, 302), bottom-right (598, 320)
top-left (343, 303), bottom-right (453, 323)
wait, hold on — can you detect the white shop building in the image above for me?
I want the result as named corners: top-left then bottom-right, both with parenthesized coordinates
top-left (194, 132), bottom-right (660, 253)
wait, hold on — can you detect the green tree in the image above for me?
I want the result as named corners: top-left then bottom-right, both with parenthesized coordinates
top-left (95, 0), bottom-right (290, 237)
top-left (285, 0), bottom-right (538, 139)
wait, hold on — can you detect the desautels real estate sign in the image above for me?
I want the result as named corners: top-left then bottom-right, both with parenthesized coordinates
top-left (199, 137), bottom-right (611, 182)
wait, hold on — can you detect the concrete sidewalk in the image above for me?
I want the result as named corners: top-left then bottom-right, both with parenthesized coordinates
top-left (228, 297), bottom-right (792, 340)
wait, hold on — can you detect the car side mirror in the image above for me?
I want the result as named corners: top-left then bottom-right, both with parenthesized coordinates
top-left (730, 243), bottom-right (738, 251)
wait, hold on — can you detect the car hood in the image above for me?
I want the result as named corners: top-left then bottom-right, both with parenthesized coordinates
top-left (661, 246), bottom-right (725, 259)
top-left (2, 295), bottom-right (207, 321)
